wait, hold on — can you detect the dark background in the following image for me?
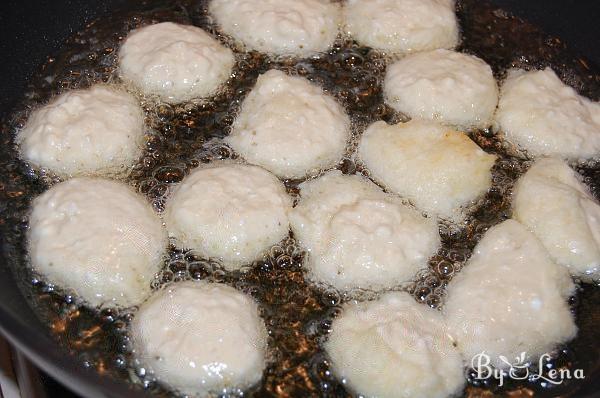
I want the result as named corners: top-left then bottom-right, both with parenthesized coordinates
top-left (0, 0), bottom-right (599, 117)
top-left (0, 1), bottom-right (598, 397)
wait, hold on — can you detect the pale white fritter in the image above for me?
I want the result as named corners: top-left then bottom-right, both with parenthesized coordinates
top-left (118, 22), bottom-right (234, 103)
top-left (495, 68), bottom-right (600, 159)
top-left (343, 0), bottom-right (459, 54)
top-left (290, 171), bottom-right (440, 291)
top-left (164, 163), bottom-right (292, 268)
top-left (209, 0), bottom-right (341, 57)
top-left (358, 120), bottom-right (497, 220)
top-left (326, 291), bottom-right (465, 398)
top-left (16, 85), bottom-right (144, 178)
top-left (131, 281), bottom-right (268, 396)
top-left (28, 178), bottom-right (167, 308)
top-left (384, 49), bottom-right (499, 130)
top-left (513, 158), bottom-right (600, 282)
top-left (443, 220), bottom-right (577, 369)
top-left (226, 70), bottom-right (350, 179)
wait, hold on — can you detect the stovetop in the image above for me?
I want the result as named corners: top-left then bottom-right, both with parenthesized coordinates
top-left (0, 335), bottom-right (79, 398)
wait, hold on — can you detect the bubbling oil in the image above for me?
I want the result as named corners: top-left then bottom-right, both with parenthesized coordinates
top-left (0, 0), bottom-right (599, 397)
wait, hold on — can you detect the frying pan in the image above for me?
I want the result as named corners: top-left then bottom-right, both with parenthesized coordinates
top-left (0, 1), bottom-right (599, 397)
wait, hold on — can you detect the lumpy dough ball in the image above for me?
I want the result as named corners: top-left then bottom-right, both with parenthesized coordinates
top-left (118, 22), bottom-right (234, 103)
top-left (226, 70), bottom-right (350, 179)
top-left (384, 49), bottom-right (499, 130)
top-left (28, 178), bottom-right (167, 308)
top-left (209, 0), bottom-right (341, 57)
top-left (164, 162), bottom-right (292, 268)
top-left (358, 120), bottom-right (497, 220)
top-left (343, 0), bottom-right (459, 54)
top-left (513, 158), bottom-right (600, 282)
top-left (290, 171), bottom-right (440, 291)
top-left (325, 291), bottom-right (465, 398)
top-left (16, 85), bottom-right (144, 178)
top-left (131, 281), bottom-right (268, 396)
top-left (443, 220), bottom-right (577, 369)
top-left (495, 67), bottom-right (600, 160)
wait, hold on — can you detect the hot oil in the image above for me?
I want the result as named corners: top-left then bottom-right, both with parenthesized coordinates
top-left (0, 0), bottom-right (598, 397)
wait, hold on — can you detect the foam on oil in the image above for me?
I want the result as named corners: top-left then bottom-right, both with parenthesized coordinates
top-left (0, 0), bottom-right (599, 397)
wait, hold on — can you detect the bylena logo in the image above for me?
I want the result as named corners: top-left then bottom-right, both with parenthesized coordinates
top-left (471, 352), bottom-right (585, 387)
